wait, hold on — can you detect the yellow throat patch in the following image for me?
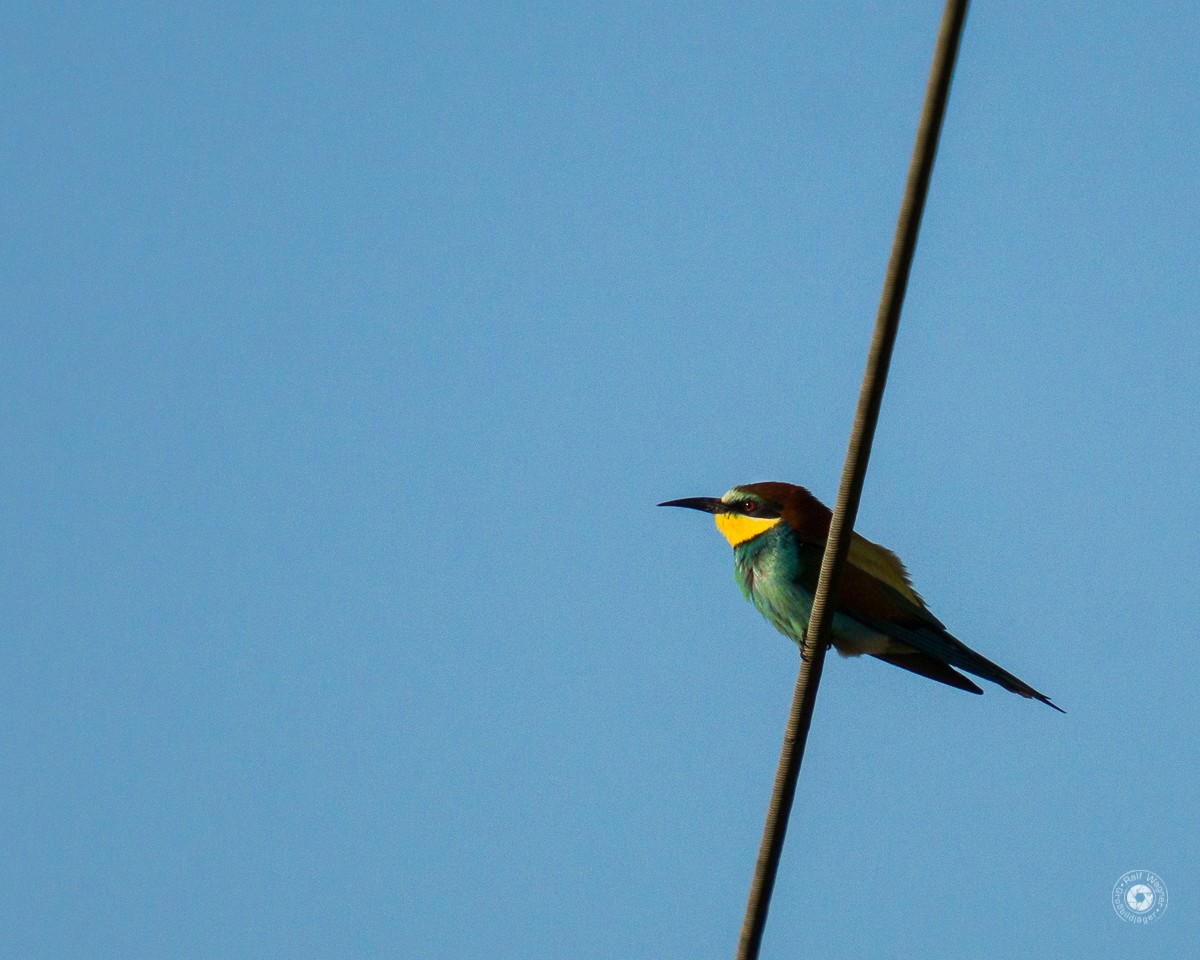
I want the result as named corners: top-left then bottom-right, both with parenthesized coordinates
top-left (714, 512), bottom-right (782, 548)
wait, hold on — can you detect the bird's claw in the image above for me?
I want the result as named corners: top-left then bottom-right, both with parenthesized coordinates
top-left (798, 634), bottom-right (831, 664)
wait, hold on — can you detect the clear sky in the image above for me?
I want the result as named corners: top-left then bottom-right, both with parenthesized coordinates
top-left (3, 2), bottom-right (1197, 957)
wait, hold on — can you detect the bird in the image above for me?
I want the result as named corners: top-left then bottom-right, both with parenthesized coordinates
top-left (659, 481), bottom-right (1062, 711)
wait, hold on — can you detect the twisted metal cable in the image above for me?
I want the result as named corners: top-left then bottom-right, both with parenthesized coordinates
top-left (735, 2), bottom-right (971, 957)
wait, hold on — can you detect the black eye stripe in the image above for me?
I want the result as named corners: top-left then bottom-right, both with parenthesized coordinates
top-left (732, 498), bottom-right (780, 519)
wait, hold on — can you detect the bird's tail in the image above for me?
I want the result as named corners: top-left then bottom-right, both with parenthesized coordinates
top-left (909, 626), bottom-right (1065, 712)
top-left (857, 614), bottom-right (1064, 712)
top-left (873, 651), bottom-right (983, 695)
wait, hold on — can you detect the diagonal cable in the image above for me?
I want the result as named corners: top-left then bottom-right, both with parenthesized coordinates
top-left (735, 2), bottom-right (971, 957)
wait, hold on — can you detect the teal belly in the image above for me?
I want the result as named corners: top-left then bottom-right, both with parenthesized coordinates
top-left (734, 525), bottom-right (892, 655)
top-left (734, 525), bottom-right (812, 644)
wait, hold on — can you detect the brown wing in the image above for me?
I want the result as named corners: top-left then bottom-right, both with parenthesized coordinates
top-left (792, 540), bottom-right (939, 629)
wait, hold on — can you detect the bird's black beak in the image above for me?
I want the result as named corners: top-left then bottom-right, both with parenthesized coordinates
top-left (657, 497), bottom-right (725, 514)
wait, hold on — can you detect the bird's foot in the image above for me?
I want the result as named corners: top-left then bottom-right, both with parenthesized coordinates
top-left (798, 633), bottom-right (832, 663)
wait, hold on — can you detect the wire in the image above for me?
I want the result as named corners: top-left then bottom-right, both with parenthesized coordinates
top-left (734, 2), bottom-right (971, 957)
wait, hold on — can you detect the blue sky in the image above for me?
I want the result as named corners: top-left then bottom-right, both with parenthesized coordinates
top-left (3, 2), bottom-right (1197, 957)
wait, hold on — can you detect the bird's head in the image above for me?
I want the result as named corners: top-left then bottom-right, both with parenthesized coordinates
top-left (658, 483), bottom-right (793, 547)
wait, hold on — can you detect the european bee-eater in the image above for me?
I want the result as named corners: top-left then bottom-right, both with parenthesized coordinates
top-left (660, 481), bottom-right (1062, 711)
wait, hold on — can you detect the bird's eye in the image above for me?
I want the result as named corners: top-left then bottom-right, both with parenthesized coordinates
top-left (742, 499), bottom-right (757, 514)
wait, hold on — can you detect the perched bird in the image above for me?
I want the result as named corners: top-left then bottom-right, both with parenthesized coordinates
top-left (660, 481), bottom-right (1062, 711)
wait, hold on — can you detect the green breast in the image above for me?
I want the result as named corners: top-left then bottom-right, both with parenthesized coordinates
top-left (732, 524), bottom-right (816, 645)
